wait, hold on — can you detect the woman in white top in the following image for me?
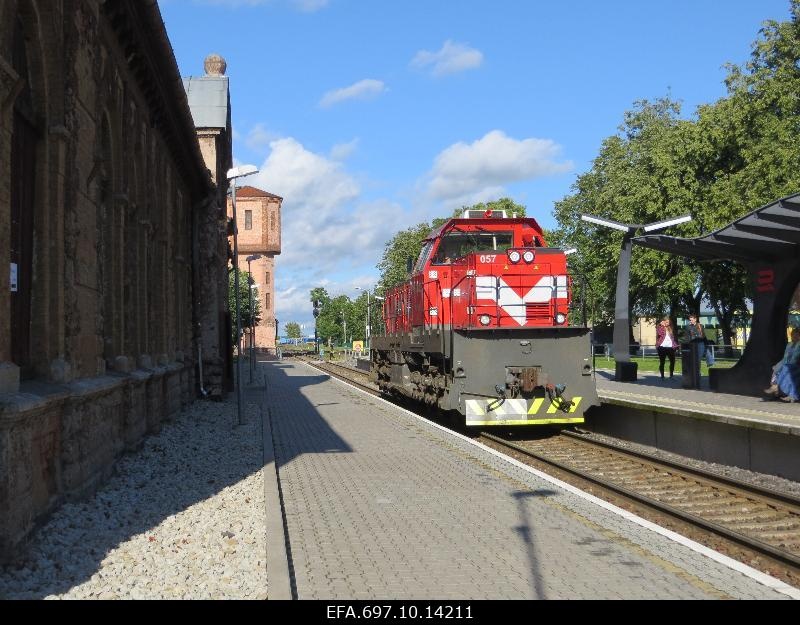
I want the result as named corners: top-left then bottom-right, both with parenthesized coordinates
top-left (655, 317), bottom-right (677, 379)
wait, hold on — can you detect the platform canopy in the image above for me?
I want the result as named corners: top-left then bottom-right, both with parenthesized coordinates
top-left (633, 193), bottom-right (800, 263)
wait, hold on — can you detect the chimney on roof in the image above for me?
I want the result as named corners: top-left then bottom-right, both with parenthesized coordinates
top-left (204, 53), bottom-right (227, 76)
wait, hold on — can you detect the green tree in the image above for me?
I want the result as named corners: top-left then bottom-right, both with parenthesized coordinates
top-left (309, 288), bottom-right (355, 346)
top-left (285, 322), bottom-right (302, 339)
top-left (229, 268), bottom-right (261, 345)
top-left (310, 287), bottom-right (331, 309)
top-left (465, 197), bottom-right (527, 218)
top-left (376, 221), bottom-right (437, 293)
top-left (552, 97), bottom-right (698, 329)
top-left (553, 0), bottom-right (800, 343)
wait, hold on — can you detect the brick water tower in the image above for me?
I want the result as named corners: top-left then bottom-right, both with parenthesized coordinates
top-left (227, 186), bottom-right (282, 352)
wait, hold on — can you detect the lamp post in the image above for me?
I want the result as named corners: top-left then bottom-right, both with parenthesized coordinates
top-left (245, 253), bottom-right (262, 383)
top-left (580, 213), bottom-right (692, 381)
top-left (227, 164), bottom-right (259, 426)
top-left (341, 311), bottom-right (347, 349)
top-left (313, 299), bottom-right (321, 354)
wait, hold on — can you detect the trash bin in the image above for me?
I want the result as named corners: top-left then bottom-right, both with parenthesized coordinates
top-left (681, 342), bottom-right (701, 389)
top-left (615, 360), bottom-right (638, 382)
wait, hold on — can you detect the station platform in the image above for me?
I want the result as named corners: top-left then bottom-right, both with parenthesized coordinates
top-left (259, 361), bottom-right (796, 599)
top-left (587, 370), bottom-right (800, 480)
top-left (595, 369), bottom-right (800, 435)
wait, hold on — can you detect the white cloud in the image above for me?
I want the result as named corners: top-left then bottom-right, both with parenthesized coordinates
top-left (411, 40), bottom-right (483, 77)
top-left (248, 138), bottom-right (411, 323)
top-left (245, 123), bottom-right (278, 152)
top-left (330, 138), bottom-right (359, 161)
top-left (423, 130), bottom-right (573, 201)
top-left (251, 137), bottom-right (359, 212)
top-left (319, 79), bottom-right (386, 109)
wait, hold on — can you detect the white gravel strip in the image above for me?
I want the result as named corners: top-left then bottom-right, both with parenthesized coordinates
top-left (0, 398), bottom-right (268, 600)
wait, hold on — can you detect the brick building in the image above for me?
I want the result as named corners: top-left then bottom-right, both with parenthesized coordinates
top-left (228, 186), bottom-right (282, 351)
top-left (0, 2), bottom-right (231, 556)
top-left (183, 53), bottom-right (234, 395)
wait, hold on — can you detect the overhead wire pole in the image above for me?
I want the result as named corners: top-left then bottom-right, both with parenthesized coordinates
top-left (355, 286), bottom-right (372, 354)
top-left (580, 213), bottom-right (692, 382)
top-left (227, 165), bottom-right (259, 426)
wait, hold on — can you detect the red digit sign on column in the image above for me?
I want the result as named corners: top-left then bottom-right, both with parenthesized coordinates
top-left (757, 268), bottom-right (774, 293)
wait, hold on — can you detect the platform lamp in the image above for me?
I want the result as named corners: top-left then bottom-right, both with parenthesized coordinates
top-left (579, 213), bottom-right (692, 382)
top-left (227, 164), bottom-right (259, 426)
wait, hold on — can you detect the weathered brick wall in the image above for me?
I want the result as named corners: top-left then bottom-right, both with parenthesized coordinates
top-left (0, 1), bottom-right (228, 558)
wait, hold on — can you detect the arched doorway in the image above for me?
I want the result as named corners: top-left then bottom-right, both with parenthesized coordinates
top-left (9, 13), bottom-right (38, 373)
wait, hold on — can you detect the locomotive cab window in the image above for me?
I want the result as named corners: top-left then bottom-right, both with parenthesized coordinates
top-left (432, 231), bottom-right (513, 264)
top-left (414, 241), bottom-right (435, 272)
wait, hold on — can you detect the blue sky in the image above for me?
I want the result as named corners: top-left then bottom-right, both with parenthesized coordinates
top-left (160, 0), bottom-right (792, 331)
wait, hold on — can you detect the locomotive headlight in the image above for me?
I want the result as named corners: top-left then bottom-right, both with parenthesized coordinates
top-left (555, 313), bottom-right (567, 324)
top-left (522, 250), bottom-right (535, 263)
top-left (479, 314), bottom-right (491, 326)
top-left (508, 250), bottom-right (521, 263)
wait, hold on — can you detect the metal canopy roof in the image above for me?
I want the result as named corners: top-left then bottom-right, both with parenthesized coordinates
top-left (632, 192), bottom-right (800, 263)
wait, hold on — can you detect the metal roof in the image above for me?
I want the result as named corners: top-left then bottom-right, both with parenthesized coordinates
top-left (182, 75), bottom-right (229, 129)
top-left (632, 192), bottom-right (800, 263)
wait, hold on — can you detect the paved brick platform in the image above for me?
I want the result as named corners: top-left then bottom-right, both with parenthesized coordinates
top-left (262, 361), bottom-right (797, 600)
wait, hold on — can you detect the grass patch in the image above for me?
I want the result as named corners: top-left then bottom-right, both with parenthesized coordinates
top-left (594, 355), bottom-right (736, 376)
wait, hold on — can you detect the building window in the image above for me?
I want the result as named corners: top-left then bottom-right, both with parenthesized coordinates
top-left (245, 209), bottom-right (252, 230)
top-left (265, 293), bottom-right (270, 310)
top-left (265, 271), bottom-right (270, 285)
top-left (270, 211), bottom-right (276, 231)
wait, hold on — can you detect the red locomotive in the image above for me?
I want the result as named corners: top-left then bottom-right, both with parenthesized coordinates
top-left (371, 209), bottom-right (598, 426)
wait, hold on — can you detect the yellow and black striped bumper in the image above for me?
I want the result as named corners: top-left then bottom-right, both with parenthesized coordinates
top-left (464, 396), bottom-right (584, 426)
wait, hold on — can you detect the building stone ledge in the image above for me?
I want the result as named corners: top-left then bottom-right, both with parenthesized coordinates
top-left (0, 361), bottom-right (196, 559)
top-left (0, 362), bottom-right (20, 394)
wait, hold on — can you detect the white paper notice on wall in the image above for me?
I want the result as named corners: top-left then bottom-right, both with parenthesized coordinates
top-left (10, 262), bottom-right (17, 292)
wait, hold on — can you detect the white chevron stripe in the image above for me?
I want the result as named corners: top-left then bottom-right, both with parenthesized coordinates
top-left (475, 276), bottom-right (567, 325)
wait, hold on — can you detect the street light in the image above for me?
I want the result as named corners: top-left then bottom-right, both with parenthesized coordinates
top-left (312, 299), bottom-right (321, 354)
top-left (355, 286), bottom-right (373, 354)
top-left (580, 212), bottom-right (692, 381)
top-left (227, 164), bottom-right (259, 425)
top-left (341, 311), bottom-right (347, 349)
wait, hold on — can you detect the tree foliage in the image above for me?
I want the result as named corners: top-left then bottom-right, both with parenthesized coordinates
top-left (228, 268), bottom-right (261, 345)
top-left (285, 322), bottom-right (302, 339)
top-left (552, 1), bottom-right (800, 342)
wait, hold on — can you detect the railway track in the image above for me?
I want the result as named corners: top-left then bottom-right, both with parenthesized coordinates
top-left (293, 354), bottom-right (800, 581)
top-left (480, 431), bottom-right (800, 572)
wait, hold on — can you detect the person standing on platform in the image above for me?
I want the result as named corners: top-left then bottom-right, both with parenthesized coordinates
top-left (656, 317), bottom-right (677, 379)
top-left (686, 314), bottom-right (706, 361)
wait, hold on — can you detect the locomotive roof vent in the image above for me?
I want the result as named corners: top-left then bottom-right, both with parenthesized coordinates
top-left (463, 209), bottom-right (507, 219)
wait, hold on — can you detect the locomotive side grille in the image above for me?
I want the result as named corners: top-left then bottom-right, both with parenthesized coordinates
top-left (525, 302), bottom-right (550, 320)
